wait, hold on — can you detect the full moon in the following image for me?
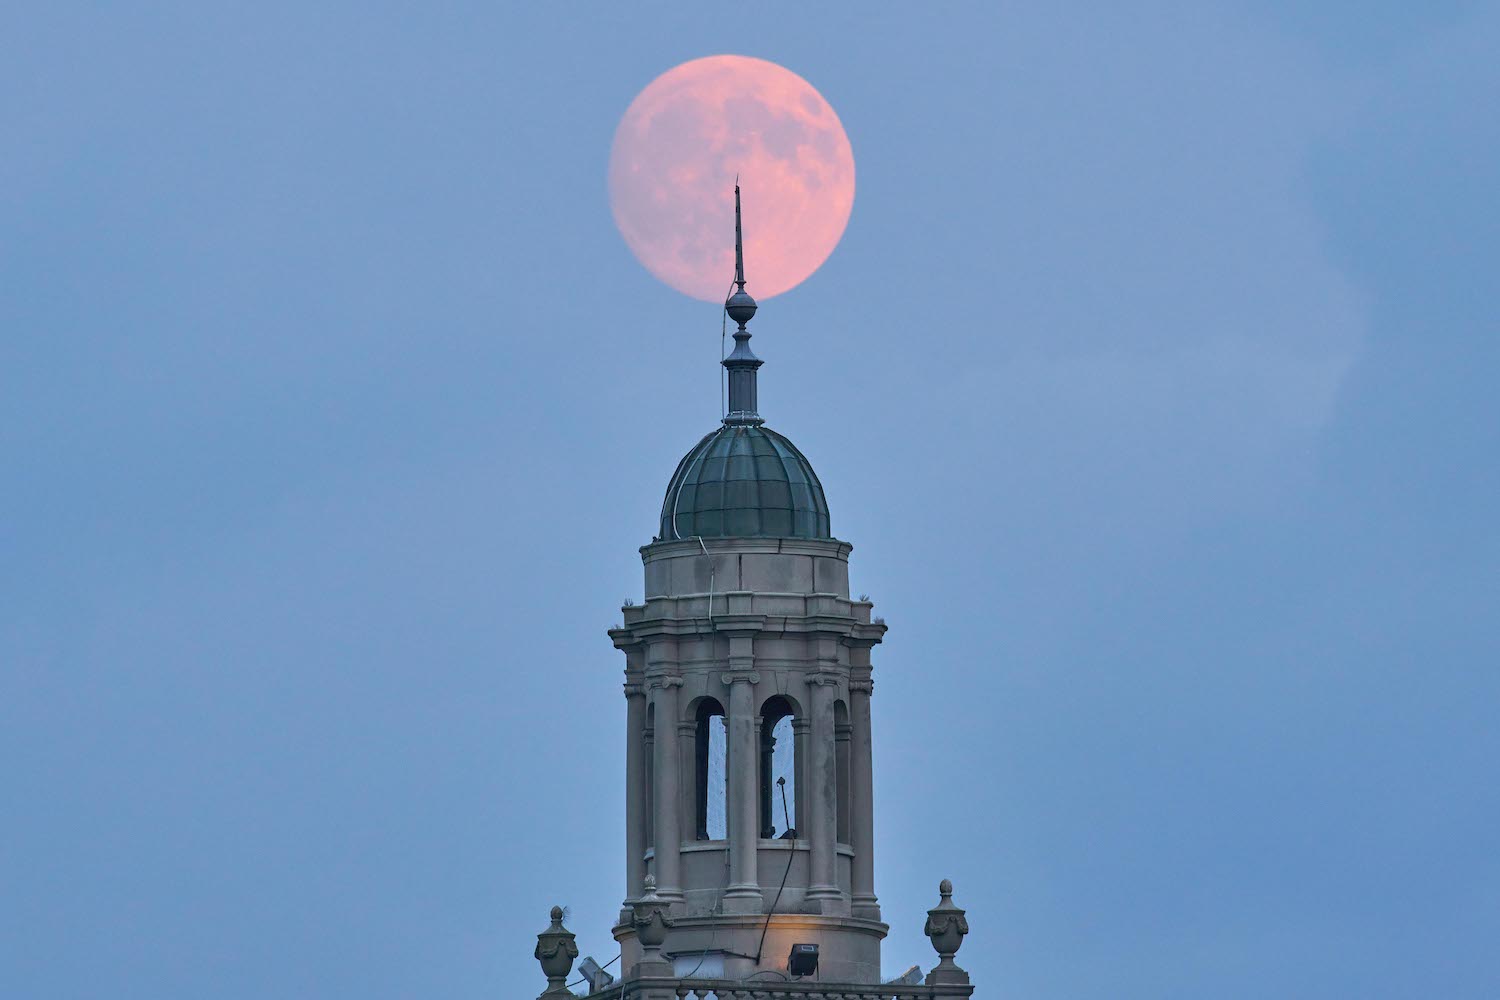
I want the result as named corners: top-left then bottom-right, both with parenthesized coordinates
top-left (609, 55), bottom-right (856, 302)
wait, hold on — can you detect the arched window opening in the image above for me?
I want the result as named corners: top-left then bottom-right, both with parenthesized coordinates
top-left (760, 696), bottom-right (799, 838)
top-left (835, 699), bottom-right (851, 844)
top-left (644, 703), bottom-right (655, 850)
top-left (694, 698), bottom-right (728, 841)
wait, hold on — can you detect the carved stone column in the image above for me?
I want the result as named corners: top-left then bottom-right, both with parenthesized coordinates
top-left (849, 675), bottom-right (879, 917)
top-left (806, 671), bottom-right (843, 912)
top-left (648, 673), bottom-right (684, 903)
top-left (623, 674), bottom-right (647, 904)
top-left (722, 657), bottom-right (762, 913)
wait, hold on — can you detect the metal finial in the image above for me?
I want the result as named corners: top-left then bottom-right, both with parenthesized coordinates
top-left (726, 182), bottom-right (757, 327)
top-left (723, 181), bottom-right (762, 425)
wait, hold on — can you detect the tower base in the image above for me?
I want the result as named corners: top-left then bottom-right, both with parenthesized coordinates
top-left (614, 912), bottom-right (888, 985)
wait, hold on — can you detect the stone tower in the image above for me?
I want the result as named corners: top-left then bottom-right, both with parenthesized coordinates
top-left (537, 188), bottom-right (973, 997)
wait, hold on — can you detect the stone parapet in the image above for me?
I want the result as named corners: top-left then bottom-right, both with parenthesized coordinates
top-left (617, 593), bottom-right (882, 633)
top-left (641, 537), bottom-right (855, 601)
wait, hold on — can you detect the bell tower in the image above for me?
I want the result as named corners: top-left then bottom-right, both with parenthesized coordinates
top-left (535, 188), bottom-right (975, 996)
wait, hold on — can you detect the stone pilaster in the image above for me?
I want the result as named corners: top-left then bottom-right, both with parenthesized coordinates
top-left (647, 672), bottom-right (684, 904)
top-left (806, 670), bottom-right (845, 914)
top-left (849, 674), bottom-right (879, 918)
top-left (623, 674), bottom-right (647, 905)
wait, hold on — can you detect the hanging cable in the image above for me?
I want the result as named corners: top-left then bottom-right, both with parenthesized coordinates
top-left (678, 907), bottom-right (721, 979)
top-left (720, 274), bottom-right (735, 419)
top-left (754, 777), bottom-right (797, 964)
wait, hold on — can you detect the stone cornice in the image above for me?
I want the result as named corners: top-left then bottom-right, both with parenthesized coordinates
top-left (639, 536), bottom-right (853, 561)
top-left (613, 615), bottom-right (877, 646)
top-left (842, 621), bottom-right (889, 648)
top-left (628, 593), bottom-right (869, 613)
top-left (608, 626), bottom-right (643, 651)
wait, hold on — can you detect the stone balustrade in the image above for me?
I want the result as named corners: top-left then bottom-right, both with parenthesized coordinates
top-left (584, 980), bottom-right (973, 1000)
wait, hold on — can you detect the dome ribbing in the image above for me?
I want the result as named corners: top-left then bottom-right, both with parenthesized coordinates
top-left (659, 424), bottom-right (831, 540)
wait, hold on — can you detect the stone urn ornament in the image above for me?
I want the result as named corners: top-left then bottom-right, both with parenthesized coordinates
top-left (629, 874), bottom-right (674, 976)
top-left (924, 878), bottom-right (971, 985)
top-left (534, 905), bottom-right (579, 997)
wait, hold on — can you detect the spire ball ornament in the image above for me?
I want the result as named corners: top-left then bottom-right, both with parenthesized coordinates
top-left (725, 288), bottom-right (757, 327)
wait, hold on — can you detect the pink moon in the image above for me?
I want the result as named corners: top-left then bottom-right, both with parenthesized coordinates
top-left (609, 55), bottom-right (856, 302)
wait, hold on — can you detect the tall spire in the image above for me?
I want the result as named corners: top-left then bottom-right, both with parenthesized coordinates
top-left (723, 181), bottom-right (763, 426)
top-left (733, 179), bottom-right (748, 291)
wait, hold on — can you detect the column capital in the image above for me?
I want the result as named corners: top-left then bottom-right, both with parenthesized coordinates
top-left (849, 678), bottom-right (874, 694)
top-left (645, 674), bottom-right (684, 691)
top-left (720, 670), bottom-right (760, 686)
top-left (623, 682), bottom-right (647, 698)
top-left (809, 672), bottom-right (842, 688)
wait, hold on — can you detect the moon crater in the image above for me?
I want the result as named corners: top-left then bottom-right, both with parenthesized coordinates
top-left (609, 55), bottom-right (856, 301)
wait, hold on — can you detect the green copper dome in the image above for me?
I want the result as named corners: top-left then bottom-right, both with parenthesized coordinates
top-left (657, 185), bottom-right (830, 541)
top-left (659, 424), bottom-right (831, 541)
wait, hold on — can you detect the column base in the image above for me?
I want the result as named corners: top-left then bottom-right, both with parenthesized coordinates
top-left (628, 965), bottom-right (680, 1000)
top-left (631, 957), bottom-right (673, 979)
top-left (721, 884), bottom-right (764, 914)
top-left (806, 884), bottom-right (850, 916)
top-left (852, 894), bottom-right (881, 921)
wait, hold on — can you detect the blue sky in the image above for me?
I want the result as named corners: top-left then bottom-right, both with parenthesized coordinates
top-left (2, 4), bottom-right (1496, 998)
